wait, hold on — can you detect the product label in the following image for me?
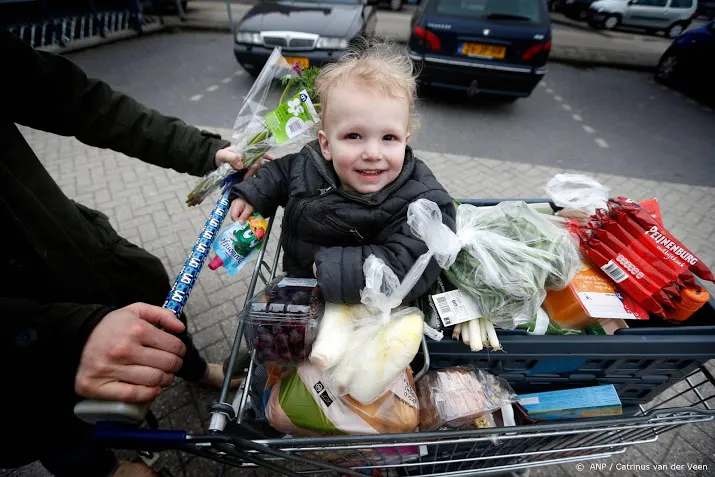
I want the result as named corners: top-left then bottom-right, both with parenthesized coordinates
top-left (600, 260), bottom-right (628, 283)
top-left (423, 323), bottom-right (444, 341)
top-left (264, 89), bottom-right (319, 144)
top-left (392, 374), bottom-right (419, 409)
top-left (576, 292), bottom-right (636, 319)
top-left (278, 277), bottom-right (318, 288)
top-left (519, 397), bottom-right (540, 406)
top-left (431, 290), bottom-right (482, 327)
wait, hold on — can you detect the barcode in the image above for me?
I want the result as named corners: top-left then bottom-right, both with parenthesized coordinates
top-left (287, 119), bottom-right (304, 134)
top-left (601, 260), bottom-right (627, 283)
top-left (436, 296), bottom-right (451, 316)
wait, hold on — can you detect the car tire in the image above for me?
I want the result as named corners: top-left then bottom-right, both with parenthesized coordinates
top-left (665, 22), bottom-right (686, 38)
top-left (388, 0), bottom-right (403, 11)
top-left (603, 14), bottom-right (620, 30)
top-left (655, 50), bottom-right (680, 86)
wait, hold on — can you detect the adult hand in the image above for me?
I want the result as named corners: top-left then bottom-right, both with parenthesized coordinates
top-left (75, 303), bottom-right (186, 403)
top-left (215, 146), bottom-right (275, 179)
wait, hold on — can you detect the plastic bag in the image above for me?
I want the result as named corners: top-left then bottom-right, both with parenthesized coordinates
top-left (417, 367), bottom-right (517, 432)
top-left (545, 173), bottom-right (610, 219)
top-left (407, 199), bottom-right (581, 330)
top-left (186, 49), bottom-right (320, 206)
top-left (264, 363), bottom-right (419, 435)
top-left (309, 255), bottom-right (429, 405)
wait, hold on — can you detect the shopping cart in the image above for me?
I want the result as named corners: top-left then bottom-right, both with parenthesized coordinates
top-left (88, 198), bottom-right (715, 477)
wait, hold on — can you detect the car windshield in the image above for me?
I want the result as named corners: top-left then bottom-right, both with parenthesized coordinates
top-left (429, 0), bottom-right (546, 24)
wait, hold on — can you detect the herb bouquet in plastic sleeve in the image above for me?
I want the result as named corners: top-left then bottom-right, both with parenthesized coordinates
top-left (186, 48), bottom-right (321, 206)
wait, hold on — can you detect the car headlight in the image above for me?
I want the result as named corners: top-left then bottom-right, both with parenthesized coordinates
top-left (316, 37), bottom-right (348, 49)
top-left (236, 32), bottom-right (262, 44)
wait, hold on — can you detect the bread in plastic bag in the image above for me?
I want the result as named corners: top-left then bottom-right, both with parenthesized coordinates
top-left (264, 363), bottom-right (419, 435)
top-left (309, 255), bottom-right (428, 405)
top-left (407, 199), bottom-right (581, 330)
top-left (417, 367), bottom-right (517, 432)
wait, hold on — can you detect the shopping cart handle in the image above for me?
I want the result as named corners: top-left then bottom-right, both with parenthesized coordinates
top-left (74, 400), bottom-right (149, 425)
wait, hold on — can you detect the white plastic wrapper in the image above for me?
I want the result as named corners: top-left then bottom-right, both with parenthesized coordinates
top-left (186, 48), bottom-right (320, 206)
top-left (544, 173), bottom-right (610, 219)
top-left (310, 255), bottom-right (430, 405)
top-left (407, 199), bottom-right (581, 330)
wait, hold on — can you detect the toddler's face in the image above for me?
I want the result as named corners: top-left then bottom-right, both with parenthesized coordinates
top-left (318, 81), bottom-right (410, 195)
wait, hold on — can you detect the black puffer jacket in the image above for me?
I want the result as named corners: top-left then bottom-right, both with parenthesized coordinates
top-left (231, 140), bottom-right (456, 303)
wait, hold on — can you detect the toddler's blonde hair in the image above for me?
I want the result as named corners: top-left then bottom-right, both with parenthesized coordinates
top-left (316, 37), bottom-right (420, 132)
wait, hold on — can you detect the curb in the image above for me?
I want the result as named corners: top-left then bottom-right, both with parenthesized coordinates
top-left (550, 15), bottom-right (611, 36)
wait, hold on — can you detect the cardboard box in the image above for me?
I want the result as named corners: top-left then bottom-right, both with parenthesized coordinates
top-left (517, 385), bottom-right (622, 421)
top-left (543, 259), bottom-right (649, 330)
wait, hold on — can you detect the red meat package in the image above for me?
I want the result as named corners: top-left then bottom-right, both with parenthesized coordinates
top-left (578, 235), bottom-right (670, 317)
top-left (612, 198), bottom-right (714, 283)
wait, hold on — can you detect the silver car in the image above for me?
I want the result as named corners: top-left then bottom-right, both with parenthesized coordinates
top-left (587, 0), bottom-right (698, 37)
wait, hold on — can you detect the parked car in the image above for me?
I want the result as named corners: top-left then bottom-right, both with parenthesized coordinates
top-left (586, 0), bottom-right (697, 38)
top-left (556, 0), bottom-right (599, 19)
top-left (696, 0), bottom-right (715, 18)
top-left (233, 0), bottom-right (378, 75)
top-left (407, 0), bottom-right (551, 101)
top-left (655, 19), bottom-right (714, 102)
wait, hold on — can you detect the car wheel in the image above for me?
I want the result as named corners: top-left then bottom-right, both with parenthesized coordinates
top-left (665, 22), bottom-right (685, 38)
top-left (655, 51), bottom-right (680, 85)
top-left (389, 0), bottom-right (403, 11)
top-left (603, 14), bottom-right (620, 29)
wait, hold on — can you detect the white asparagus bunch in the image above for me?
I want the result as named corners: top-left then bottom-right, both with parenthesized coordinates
top-left (452, 318), bottom-right (502, 352)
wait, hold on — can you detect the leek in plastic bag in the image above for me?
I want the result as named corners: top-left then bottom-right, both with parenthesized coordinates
top-left (186, 49), bottom-right (321, 206)
top-left (406, 199), bottom-right (580, 330)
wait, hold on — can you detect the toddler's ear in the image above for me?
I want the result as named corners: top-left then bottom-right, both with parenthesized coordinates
top-left (318, 130), bottom-right (332, 161)
top-left (406, 131), bottom-right (411, 143)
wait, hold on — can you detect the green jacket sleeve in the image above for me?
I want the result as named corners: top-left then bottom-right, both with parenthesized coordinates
top-left (0, 27), bottom-right (229, 177)
top-left (0, 298), bottom-right (112, 420)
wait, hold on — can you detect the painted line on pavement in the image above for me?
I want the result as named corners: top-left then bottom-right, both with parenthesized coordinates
top-left (235, 70), bottom-right (244, 76)
top-left (190, 94), bottom-right (203, 101)
top-left (221, 77), bottom-right (233, 84)
top-left (595, 138), bottom-right (609, 149)
top-left (546, 88), bottom-right (554, 94)
top-left (582, 125), bottom-right (595, 134)
top-left (206, 85), bottom-right (219, 92)
top-left (572, 114), bottom-right (582, 122)
top-left (562, 104), bottom-right (572, 111)
top-left (554, 95), bottom-right (562, 102)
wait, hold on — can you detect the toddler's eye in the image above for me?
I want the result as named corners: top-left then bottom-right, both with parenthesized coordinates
top-left (383, 134), bottom-right (397, 141)
top-left (346, 133), bottom-right (361, 140)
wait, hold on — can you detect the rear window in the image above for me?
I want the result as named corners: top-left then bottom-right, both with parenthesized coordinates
top-left (428, 0), bottom-right (547, 24)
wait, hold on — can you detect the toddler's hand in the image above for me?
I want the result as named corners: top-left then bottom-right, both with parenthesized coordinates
top-left (230, 198), bottom-right (255, 223)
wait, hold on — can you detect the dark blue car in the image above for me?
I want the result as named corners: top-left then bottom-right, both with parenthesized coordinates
top-left (655, 20), bottom-right (715, 103)
top-left (408, 0), bottom-right (551, 101)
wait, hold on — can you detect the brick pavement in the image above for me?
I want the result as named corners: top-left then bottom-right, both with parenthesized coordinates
top-left (4, 124), bottom-right (714, 477)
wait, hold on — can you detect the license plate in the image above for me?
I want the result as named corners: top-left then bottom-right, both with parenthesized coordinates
top-left (284, 56), bottom-right (310, 69)
top-left (460, 42), bottom-right (506, 59)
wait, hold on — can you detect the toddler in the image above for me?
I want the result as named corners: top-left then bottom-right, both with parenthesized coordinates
top-left (229, 38), bottom-right (456, 304)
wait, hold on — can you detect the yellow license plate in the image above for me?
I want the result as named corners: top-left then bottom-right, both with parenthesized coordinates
top-left (461, 43), bottom-right (506, 59)
top-left (284, 56), bottom-right (310, 69)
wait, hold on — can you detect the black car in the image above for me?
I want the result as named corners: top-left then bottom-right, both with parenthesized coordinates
top-left (233, 0), bottom-right (378, 75)
top-left (555, 0), bottom-right (596, 20)
top-left (408, 0), bottom-right (551, 100)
